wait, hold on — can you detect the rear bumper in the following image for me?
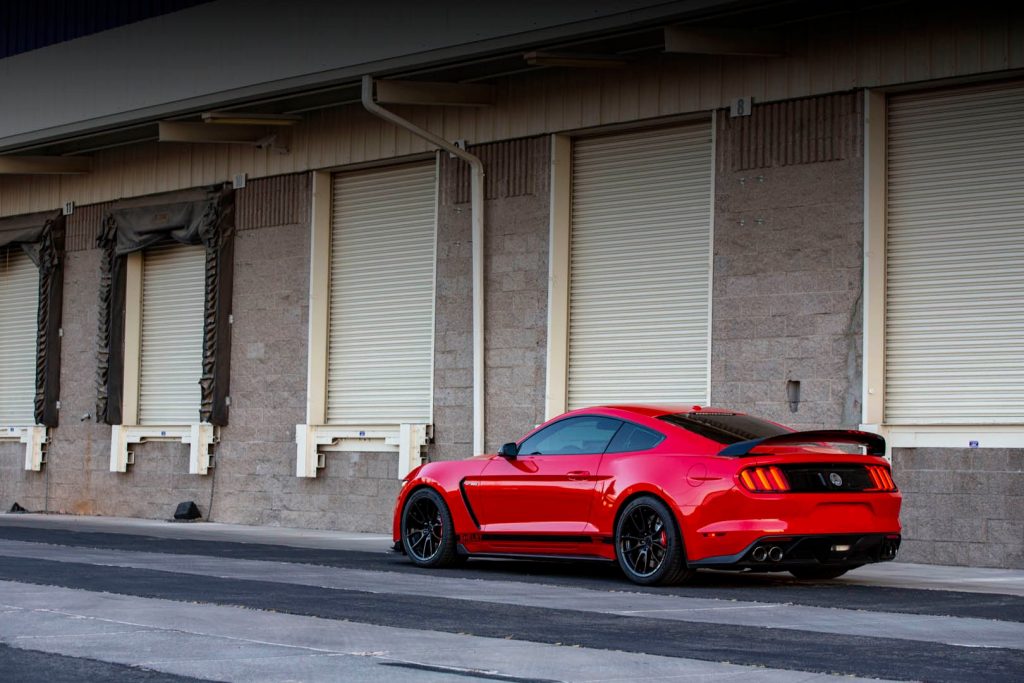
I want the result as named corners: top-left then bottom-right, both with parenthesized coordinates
top-left (690, 533), bottom-right (901, 571)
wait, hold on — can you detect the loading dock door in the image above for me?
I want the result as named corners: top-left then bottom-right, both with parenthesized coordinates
top-left (0, 250), bottom-right (38, 425)
top-left (567, 124), bottom-right (713, 410)
top-left (886, 82), bottom-right (1024, 424)
top-left (327, 163), bottom-right (437, 425)
top-left (138, 243), bottom-right (206, 425)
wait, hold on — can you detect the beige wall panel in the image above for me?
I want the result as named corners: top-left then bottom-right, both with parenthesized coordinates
top-left (2, 177), bottom-right (24, 216)
top-left (1011, 10), bottom-right (1024, 66)
top-left (236, 173), bottom-right (309, 231)
top-left (955, 21), bottom-right (983, 76)
top-left (903, 10), bottom-right (932, 83)
top-left (979, 20), bottom-right (1009, 73)
top-left (878, 15), bottom-right (909, 86)
top-left (2, 4), bottom-right (1023, 219)
top-left (928, 8), bottom-right (957, 76)
top-left (697, 56), bottom-right (723, 110)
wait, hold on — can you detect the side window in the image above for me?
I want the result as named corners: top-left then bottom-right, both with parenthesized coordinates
top-left (518, 416), bottom-right (622, 455)
top-left (605, 422), bottom-right (665, 453)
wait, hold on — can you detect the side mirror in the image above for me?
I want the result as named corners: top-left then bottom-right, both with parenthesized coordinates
top-left (498, 442), bottom-right (519, 459)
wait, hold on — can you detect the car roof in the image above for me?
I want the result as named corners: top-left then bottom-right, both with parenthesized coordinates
top-left (584, 404), bottom-right (745, 419)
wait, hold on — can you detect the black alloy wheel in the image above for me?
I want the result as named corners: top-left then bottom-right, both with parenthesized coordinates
top-left (401, 487), bottom-right (459, 568)
top-left (614, 496), bottom-right (693, 586)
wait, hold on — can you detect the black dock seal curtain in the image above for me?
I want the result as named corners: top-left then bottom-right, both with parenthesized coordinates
top-left (95, 184), bottom-right (234, 426)
top-left (0, 211), bottom-right (65, 427)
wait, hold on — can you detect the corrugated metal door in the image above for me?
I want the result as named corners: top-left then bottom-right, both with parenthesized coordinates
top-left (327, 163), bottom-right (436, 425)
top-left (138, 243), bottom-right (206, 425)
top-left (0, 250), bottom-right (38, 424)
top-left (568, 123), bottom-right (713, 410)
top-left (886, 81), bottom-right (1024, 424)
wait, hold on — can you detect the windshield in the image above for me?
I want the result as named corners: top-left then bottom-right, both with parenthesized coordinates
top-left (658, 412), bottom-right (790, 445)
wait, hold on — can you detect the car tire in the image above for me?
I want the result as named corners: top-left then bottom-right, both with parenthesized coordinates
top-left (401, 487), bottom-right (460, 568)
top-left (789, 566), bottom-right (857, 580)
top-left (614, 496), bottom-right (693, 586)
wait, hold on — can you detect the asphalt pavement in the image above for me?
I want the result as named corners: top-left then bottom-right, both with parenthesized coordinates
top-left (0, 513), bottom-right (1021, 682)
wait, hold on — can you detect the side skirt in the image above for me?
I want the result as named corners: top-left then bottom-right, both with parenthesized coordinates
top-left (456, 545), bottom-right (615, 563)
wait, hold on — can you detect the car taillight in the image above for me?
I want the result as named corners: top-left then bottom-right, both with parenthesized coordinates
top-left (865, 465), bottom-right (897, 492)
top-left (739, 466), bottom-right (790, 493)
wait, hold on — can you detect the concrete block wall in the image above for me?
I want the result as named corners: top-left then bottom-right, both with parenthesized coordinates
top-left (208, 177), bottom-right (402, 532)
top-left (894, 448), bottom-right (1024, 568)
top-left (0, 446), bottom-right (45, 512)
top-left (0, 174), bottom-right (398, 532)
top-left (433, 136), bottom-right (550, 459)
top-left (710, 92), bottom-right (1023, 569)
top-left (1, 247), bottom-right (109, 515)
top-left (212, 206), bottom-right (312, 526)
top-left (202, 173), bottom-right (400, 532)
top-left (432, 166), bottom-right (474, 459)
top-left (711, 93), bottom-right (865, 431)
top-left (4, 107), bottom-right (1022, 567)
top-left (1, 245), bottom-right (215, 517)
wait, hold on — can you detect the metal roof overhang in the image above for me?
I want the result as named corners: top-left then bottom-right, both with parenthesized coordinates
top-left (0, 0), bottom-right (812, 158)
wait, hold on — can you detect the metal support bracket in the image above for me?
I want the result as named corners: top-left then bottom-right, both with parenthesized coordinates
top-left (398, 423), bottom-right (429, 479)
top-left (295, 423), bottom-right (430, 479)
top-left (1, 425), bottom-right (48, 471)
top-left (109, 423), bottom-right (218, 474)
top-left (861, 423), bottom-right (1024, 456)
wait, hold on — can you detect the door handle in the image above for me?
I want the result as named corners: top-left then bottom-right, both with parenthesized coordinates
top-left (567, 470), bottom-right (590, 481)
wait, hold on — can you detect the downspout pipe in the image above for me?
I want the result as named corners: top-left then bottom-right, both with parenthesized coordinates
top-left (361, 75), bottom-right (486, 456)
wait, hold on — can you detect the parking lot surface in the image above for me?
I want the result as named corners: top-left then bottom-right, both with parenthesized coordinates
top-left (0, 514), bottom-right (1021, 682)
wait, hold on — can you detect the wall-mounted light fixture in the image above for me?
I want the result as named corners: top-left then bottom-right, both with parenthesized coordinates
top-left (787, 380), bottom-right (801, 413)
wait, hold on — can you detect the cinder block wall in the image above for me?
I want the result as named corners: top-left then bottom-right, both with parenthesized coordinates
top-left (711, 93), bottom-right (1023, 569)
top-left (1, 246), bottom-right (114, 514)
top-left (894, 448), bottom-right (1024, 568)
top-left (5, 114), bottom-right (1020, 567)
top-left (1, 145), bottom-right (552, 533)
top-left (200, 172), bottom-right (400, 532)
top-left (1, 204), bottom-right (217, 517)
top-left (433, 136), bottom-right (550, 460)
top-left (15, 173), bottom-right (398, 530)
top-left (212, 173), bottom-right (399, 531)
top-left (0, 440), bottom-right (46, 511)
top-left (711, 93), bottom-right (865, 431)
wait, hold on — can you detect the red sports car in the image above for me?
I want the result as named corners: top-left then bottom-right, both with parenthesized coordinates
top-left (392, 405), bottom-right (901, 585)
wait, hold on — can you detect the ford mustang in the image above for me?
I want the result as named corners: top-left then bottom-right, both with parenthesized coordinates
top-left (392, 405), bottom-right (901, 585)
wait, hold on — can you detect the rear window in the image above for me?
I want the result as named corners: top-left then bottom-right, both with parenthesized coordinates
top-left (605, 422), bottom-right (665, 453)
top-left (658, 412), bottom-right (789, 445)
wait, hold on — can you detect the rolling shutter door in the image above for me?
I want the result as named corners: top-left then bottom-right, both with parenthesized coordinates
top-left (568, 124), bottom-right (713, 410)
top-left (327, 164), bottom-right (436, 425)
top-left (0, 251), bottom-right (38, 424)
top-left (138, 243), bottom-right (206, 425)
top-left (886, 82), bottom-right (1024, 424)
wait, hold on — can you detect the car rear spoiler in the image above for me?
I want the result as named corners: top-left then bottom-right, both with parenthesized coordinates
top-left (718, 429), bottom-right (886, 457)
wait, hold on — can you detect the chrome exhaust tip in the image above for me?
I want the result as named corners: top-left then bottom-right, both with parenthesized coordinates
top-left (768, 546), bottom-right (784, 562)
top-left (751, 546), bottom-right (768, 562)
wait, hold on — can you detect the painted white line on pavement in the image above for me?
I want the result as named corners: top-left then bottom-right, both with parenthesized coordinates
top-left (611, 604), bottom-right (781, 613)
